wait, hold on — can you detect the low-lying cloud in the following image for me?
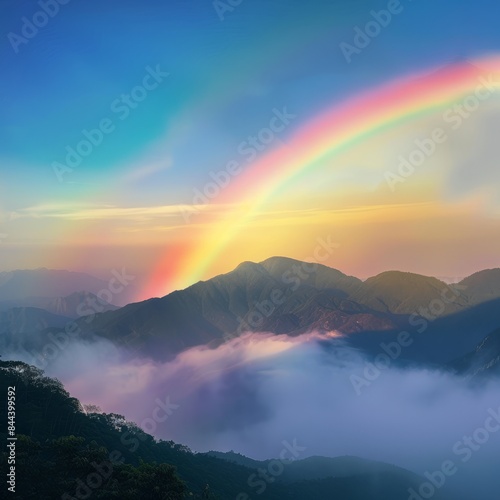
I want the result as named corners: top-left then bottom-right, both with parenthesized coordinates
top-left (7, 331), bottom-right (500, 500)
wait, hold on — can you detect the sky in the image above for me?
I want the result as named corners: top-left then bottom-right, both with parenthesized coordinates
top-left (2, 0), bottom-right (500, 301)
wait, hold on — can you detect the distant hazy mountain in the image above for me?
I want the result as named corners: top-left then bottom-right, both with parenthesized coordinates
top-left (206, 451), bottom-right (420, 484)
top-left (349, 271), bottom-right (470, 315)
top-left (0, 268), bottom-right (109, 301)
top-left (0, 268), bottom-right (136, 305)
top-left (451, 326), bottom-right (500, 377)
top-left (204, 451), bottom-right (448, 499)
top-left (0, 306), bottom-right (70, 334)
top-left (0, 291), bottom-right (117, 318)
top-left (0, 290), bottom-right (118, 356)
top-left (0, 307), bottom-right (72, 353)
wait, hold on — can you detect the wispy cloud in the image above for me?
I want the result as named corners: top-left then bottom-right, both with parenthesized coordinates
top-left (11, 203), bottom-right (217, 222)
top-left (123, 157), bottom-right (173, 182)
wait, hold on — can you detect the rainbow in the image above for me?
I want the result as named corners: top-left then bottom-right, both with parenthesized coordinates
top-left (145, 56), bottom-right (500, 298)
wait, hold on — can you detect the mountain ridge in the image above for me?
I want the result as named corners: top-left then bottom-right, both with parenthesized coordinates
top-left (3, 259), bottom-right (500, 366)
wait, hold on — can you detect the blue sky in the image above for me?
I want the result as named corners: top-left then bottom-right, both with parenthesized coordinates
top-left (2, 0), bottom-right (500, 286)
top-left (3, 0), bottom-right (500, 190)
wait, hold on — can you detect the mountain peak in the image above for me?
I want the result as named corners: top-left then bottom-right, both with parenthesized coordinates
top-left (460, 268), bottom-right (500, 283)
top-left (458, 268), bottom-right (500, 305)
top-left (233, 261), bottom-right (266, 272)
top-left (368, 270), bottom-right (445, 285)
top-left (351, 271), bottom-right (462, 314)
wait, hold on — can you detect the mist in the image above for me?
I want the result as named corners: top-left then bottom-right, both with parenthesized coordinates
top-left (7, 331), bottom-right (500, 500)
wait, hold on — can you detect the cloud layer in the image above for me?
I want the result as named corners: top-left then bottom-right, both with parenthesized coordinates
top-left (9, 331), bottom-right (500, 500)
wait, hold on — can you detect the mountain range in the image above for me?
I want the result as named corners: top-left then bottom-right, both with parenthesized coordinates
top-left (1, 259), bottom-right (499, 499)
top-left (0, 268), bottom-right (110, 300)
top-left (2, 258), bottom-right (500, 371)
top-left (72, 257), bottom-right (500, 366)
